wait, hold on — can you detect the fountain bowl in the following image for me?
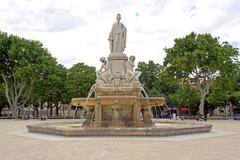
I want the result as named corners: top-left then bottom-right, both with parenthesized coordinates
top-left (26, 119), bottom-right (212, 136)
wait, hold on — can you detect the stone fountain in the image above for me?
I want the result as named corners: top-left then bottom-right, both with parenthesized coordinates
top-left (72, 13), bottom-right (164, 128)
top-left (27, 14), bottom-right (212, 136)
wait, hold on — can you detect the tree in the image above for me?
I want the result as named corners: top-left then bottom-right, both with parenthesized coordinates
top-left (33, 64), bottom-right (67, 117)
top-left (164, 32), bottom-right (239, 115)
top-left (0, 31), bottom-right (57, 118)
top-left (229, 64), bottom-right (240, 107)
top-left (65, 63), bottom-right (96, 101)
top-left (137, 60), bottom-right (180, 98)
top-left (168, 85), bottom-right (199, 111)
top-left (137, 61), bottom-right (163, 96)
top-left (208, 61), bottom-right (240, 107)
top-left (0, 81), bottom-right (8, 116)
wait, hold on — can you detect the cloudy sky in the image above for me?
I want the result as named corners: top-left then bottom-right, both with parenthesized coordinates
top-left (0, 0), bottom-right (239, 68)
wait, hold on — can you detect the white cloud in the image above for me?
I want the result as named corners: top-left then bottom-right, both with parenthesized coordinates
top-left (0, 0), bottom-right (88, 32)
top-left (0, 0), bottom-right (239, 69)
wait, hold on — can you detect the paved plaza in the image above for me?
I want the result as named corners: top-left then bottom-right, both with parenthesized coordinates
top-left (0, 119), bottom-right (240, 160)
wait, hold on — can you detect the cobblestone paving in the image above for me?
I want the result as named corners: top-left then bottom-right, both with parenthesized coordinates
top-left (0, 119), bottom-right (240, 160)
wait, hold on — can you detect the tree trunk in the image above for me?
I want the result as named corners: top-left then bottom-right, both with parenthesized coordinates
top-left (199, 93), bottom-right (205, 115)
top-left (12, 100), bottom-right (19, 119)
top-left (12, 108), bottom-right (18, 119)
top-left (195, 79), bottom-right (212, 116)
top-left (0, 107), bottom-right (2, 117)
top-left (56, 102), bottom-right (61, 117)
top-left (62, 104), bottom-right (65, 117)
top-left (34, 107), bottom-right (39, 118)
top-left (1, 73), bottom-right (32, 119)
top-left (48, 101), bottom-right (53, 117)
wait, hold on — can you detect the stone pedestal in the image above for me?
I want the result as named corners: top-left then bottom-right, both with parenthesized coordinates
top-left (107, 53), bottom-right (128, 78)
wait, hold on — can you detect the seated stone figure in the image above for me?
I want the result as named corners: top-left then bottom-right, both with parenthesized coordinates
top-left (96, 57), bottom-right (113, 86)
top-left (125, 55), bottom-right (142, 85)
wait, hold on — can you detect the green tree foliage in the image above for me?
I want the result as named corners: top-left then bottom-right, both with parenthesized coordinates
top-left (208, 62), bottom-right (240, 106)
top-left (33, 64), bottom-right (67, 103)
top-left (137, 60), bottom-right (179, 97)
top-left (0, 31), bottom-right (57, 118)
top-left (32, 64), bottom-right (67, 116)
top-left (168, 85), bottom-right (199, 109)
top-left (164, 32), bottom-right (239, 115)
top-left (65, 63), bottom-right (96, 101)
top-left (137, 61), bottom-right (162, 96)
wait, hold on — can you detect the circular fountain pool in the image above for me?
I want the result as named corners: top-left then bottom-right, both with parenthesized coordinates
top-left (27, 119), bottom-right (212, 136)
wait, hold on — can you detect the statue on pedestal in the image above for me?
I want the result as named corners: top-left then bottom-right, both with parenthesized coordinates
top-left (108, 13), bottom-right (127, 53)
top-left (98, 14), bottom-right (141, 87)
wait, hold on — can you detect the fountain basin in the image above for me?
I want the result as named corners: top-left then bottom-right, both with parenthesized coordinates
top-left (71, 95), bottom-right (165, 127)
top-left (71, 86), bottom-right (165, 127)
top-left (71, 97), bottom-right (165, 107)
top-left (26, 120), bottom-right (212, 136)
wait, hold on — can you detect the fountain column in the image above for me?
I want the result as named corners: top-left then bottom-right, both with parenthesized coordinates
top-left (143, 107), bottom-right (153, 126)
top-left (94, 100), bottom-right (102, 127)
top-left (111, 100), bottom-right (125, 127)
top-left (132, 100), bottom-right (143, 127)
top-left (82, 106), bottom-right (94, 127)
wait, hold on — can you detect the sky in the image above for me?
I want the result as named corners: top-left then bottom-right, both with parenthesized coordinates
top-left (0, 0), bottom-right (240, 69)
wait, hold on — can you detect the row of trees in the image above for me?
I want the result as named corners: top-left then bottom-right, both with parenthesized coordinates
top-left (138, 32), bottom-right (240, 115)
top-left (0, 31), bottom-right (239, 118)
top-left (0, 31), bottom-right (96, 118)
